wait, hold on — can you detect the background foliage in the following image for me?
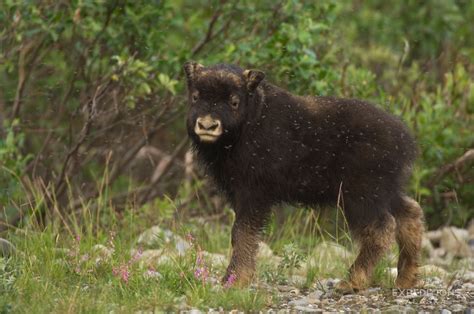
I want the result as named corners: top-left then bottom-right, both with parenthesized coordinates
top-left (1, 0), bottom-right (473, 232)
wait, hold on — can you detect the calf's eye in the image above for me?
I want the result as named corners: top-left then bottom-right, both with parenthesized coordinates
top-left (230, 95), bottom-right (239, 109)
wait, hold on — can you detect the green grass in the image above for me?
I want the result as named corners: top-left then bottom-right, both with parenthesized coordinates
top-left (0, 193), bottom-right (406, 313)
top-left (0, 226), bottom-right (267, 312)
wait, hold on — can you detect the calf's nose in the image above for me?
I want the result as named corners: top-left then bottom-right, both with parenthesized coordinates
top-left (196, 116), bottom-right (220, 131)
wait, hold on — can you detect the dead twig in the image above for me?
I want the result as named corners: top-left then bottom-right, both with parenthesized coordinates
top-left (67, 103), bottom-right (181, 211)
top-left (88, 137), bottom-right (189, 212)
top-left (108, 105), bottom-right (171, 184)
top-left (54, 85), bottom-right (104, 199)
top-left (140, 137), bottom-right (189, 203)
top-left (137, 146), bottom-right (186, 168)
top-left (11, 36), bottom-right (47, 120)
top-left (427, 149), bottom-right (474, 188)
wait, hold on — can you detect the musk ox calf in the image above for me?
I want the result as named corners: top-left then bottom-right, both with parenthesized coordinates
top-left (183, 62), bottom-right (424, 292)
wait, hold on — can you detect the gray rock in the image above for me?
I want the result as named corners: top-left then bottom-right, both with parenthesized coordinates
top-left (290, 288), bottom-right (300, 296)
top-left (296, 242), bottom-right (352, 277)
top-left (202, 251), bottom-right (227, 267)
top-left (91, 244), bottom-right (113, 264)
top-left (277, 285), bottom-right (296, 292)
top-left (420, 295), bottom-right (438, 304)
top-left (135, 249), bottom-right (172, 268)
top-left (288, 298), bottom-right (308, 307)
top-left (440, 310), bottom-right (451, 314)
top-left (137, 226), bottom-right (190, 254)
top-left (463, 271), bottom-right (474, 282)
top-left (306, 290), bottom-right (324, 302)
top-left (0, 238), bottom-right (16, 257)
top-left (395, 298), bottom-right (409, 304)
top-left (419, 264), bottom-right (449, 279)
top-left (401, 306), bottom-right (415, 313)
top-left (440, 227), bottom-right (471, 257)
top-left (463, 282), bottom-right (474, 290)
top-left (257, 241), bottom-right (274, 259)
top-left (290, 275), bottom-right (306, 286)
top-left (175, 239), bottom-right (189, 255)
top-left (450, 304), bottom-right (466, 312)
top-left (364, 287), bottom-right (382, 296)
top-left (294, 305), bottom-right (319, 312)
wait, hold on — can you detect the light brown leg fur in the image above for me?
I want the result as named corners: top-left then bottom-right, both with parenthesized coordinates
top-left (222, 220), bottom-right (260, 286)
top-left (394, 196), bottom-right (424, 289)
top-left (337, 214), bottom-right (396, 293)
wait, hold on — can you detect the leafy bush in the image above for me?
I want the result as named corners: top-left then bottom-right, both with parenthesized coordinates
top-left (0, 0), bottom-right (473, 230)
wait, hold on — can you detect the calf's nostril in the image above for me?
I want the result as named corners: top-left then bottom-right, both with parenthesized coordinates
top-left (207, 123), bottom-right (218, 131)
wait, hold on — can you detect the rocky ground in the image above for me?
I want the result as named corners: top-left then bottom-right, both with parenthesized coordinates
top-left (265, 273), bottom-right (473, 313)
top-left (131, 223), bottom-right (474, 312)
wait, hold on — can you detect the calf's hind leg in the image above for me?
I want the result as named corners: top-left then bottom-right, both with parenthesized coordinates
top-left (337, 212), bottom-right (396, 293)
top-left (393, 196), bottom-right (424, 288)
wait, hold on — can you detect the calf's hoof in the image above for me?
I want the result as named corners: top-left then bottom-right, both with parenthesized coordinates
top-left (395, 276), bottom-right (423, 289)
top-left (221, 269), bottom-right (253, 287)
top-left (335, 280), bottom-right (362, 294)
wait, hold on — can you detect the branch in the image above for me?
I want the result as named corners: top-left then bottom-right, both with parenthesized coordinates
top-left (67, 103), bottom-right (181, 211)
top-left (11, 37), bottom-right (47, 120)
top-left (107, 105), bottom-right (171, 184)
top-left (70, 138), bottom-right (188, 215)
top-left (59, 1), bottom-right (118, 110)
top-left (191, 10), bottom-right (222, 57)
top-left (150, 138), bottom-right (189, 183)
top-left (54, 85), bottom-right (104, 198)
top-left (427, 149), bottom-right (474, 188)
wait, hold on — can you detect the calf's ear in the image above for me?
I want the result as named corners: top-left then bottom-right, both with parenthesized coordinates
top-left (243, 69), bottom-right (265, 92)
top-left (183, 61), bottom-right (204, 85)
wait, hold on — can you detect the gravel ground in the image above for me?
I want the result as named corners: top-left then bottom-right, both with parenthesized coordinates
top-left (267, 275), bottom-right (474, 312)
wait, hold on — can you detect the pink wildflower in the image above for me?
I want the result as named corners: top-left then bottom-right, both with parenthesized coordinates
top-left (129, 247), bottom-right (143, 264)
top-left (112, 265), bottom-right (130, 283)
top-left (195, 250), bottom-right (203, 266)
top-left (111, 247), bottom-right (142, 284)
top-left (194, 266), bottom-right (209, 282)
top-left (224, 273), bottom-right (237, 288)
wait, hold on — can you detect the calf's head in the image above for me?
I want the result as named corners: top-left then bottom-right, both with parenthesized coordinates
top-left (183, 62), bottom-right (265, 145)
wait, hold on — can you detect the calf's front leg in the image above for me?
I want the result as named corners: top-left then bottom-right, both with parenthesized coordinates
top-left (222, 212), bottom-right (267, 286)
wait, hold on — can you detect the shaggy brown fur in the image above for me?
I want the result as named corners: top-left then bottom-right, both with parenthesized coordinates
top-left (393, 196), bottom-right (424, 288)
top-left (183, 62), bottom-right (425, 291)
